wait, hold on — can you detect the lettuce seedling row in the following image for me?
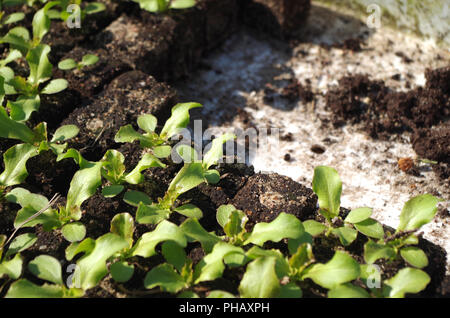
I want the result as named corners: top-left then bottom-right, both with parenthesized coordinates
top-left (0, 0), bottom-right (448, 299)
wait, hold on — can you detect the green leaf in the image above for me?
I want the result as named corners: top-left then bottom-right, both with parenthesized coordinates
top-left (27, 44), bottom-right (52, 85)
top-left (110, 261), bottom-right (134, 283)
top-left (354, 218), bottom-right (384, 239)
top-left (102, 185), bottom-right (124, 198)
top-left (0, 106), bottom-right (35, 143)
top-left (312, 166), bottom-right (342, 219)
top-left (195, 242), bottom-right (244, 283)
top-left (400, 247), bottom-right (428, 268)
top-left (1, 27), bottom-right (31, 55)
top-left (28, 255), bottom-right (63, 285)
top-left (202, 133), bottom-right (236, 170)
top-left (51, 125), bottom-right (79, 142)
top-left (278, 282), bottom-right (303, 298)
top-left (160, 102), bottom-right (202, 139)
top-left (180, 218), bottom-right (221, 253)
top-left (1, 49), bottom-right (22, 67)
top-left (3, 12), bottom-right (25, 25)
top-left (153, 145), bottom-right (171, 158)
top-left (124, 190), bottom-right (152, 207)
top-left (288, 232), bottom-right (313, 255)
top-left (132, 0), bottom-right (166, 12)
top-left (101, 149), bottom-right (125, 184)
top-left (85, 2), bottom-right (107, 14)
top-left (302, 220), bottom-right (327, 236)
top-left (162, 241), bottom-right (186, 272)
top-left (6, 233), bottom-right (37, 258)
top-left (144, 263), bottom-right (187, 293)
top-left (61, 222), bottom-right (86, 242)
top-left (176, 145), bottom-right (199, 163)
top-left (81, 54), bottom-right (99, 66)
top-left (124, 153), bottom-right (165, 185)
top-left (170, 0), bottom-right (196, 9)
top-left (174, 204), bottom-right (203, 219)
top-left (41, 78), bottom-right (68, 94)
top-left (364, 240), bottom-right (396, 264)
top-left (328, 283), bottom-right (370, 298)
top-left (66, 162), bottom-right (102, 218)
top-left (58, 58), bottom-right (77, 70)
top-left (32, 7), bottom-right (51, 42)
top-left (0, 253), bottom-right (23, 280)
top-left (204, 169), bottom-right (220, 184)
top-left (345, 207), bottom-right (373, 224)
top-left (332, 227), bottom-right (358, 246)
top-left (137, 114), bottom-right (157, 133)
top-left (6, 279), bottom-right (64, 298)
top-left (110, 213), bottom-right (134, 247)
top-left (244, 213), bottom-right (305, 246)
top-left (207, 290), bottom-right (235, 298)
top-left (65, 238), bottom-right (95, 262)
top-left (167, 162), bottom-right (205, 197)
top-left (114, 124), bottom-right (143, 144)
top-left (303, 251), bottom-right (360, 289)
top-left (246, 246), bottom-right (290, 278)
top-left (179, 291), bottom-right (199, 298)
top-left (73, 233), bottom-right (129, 290)
top-left (131, 221), bottom-right (187, 258)
top-left (135, 203), bottom-right (170, 225)
top-left (223, 210), bottom-right (245, 239)
top-left (288, 243), bottom-right (314, 273)
top-left (397, 194), bottom-right (440, 232)
top-left (8, 95), bottom-right (40, 122)
top-left (239, 257), bottom-right (280, 298)
top-left (7, 188), bottom-right (60, 230)
top-left (383, 268), bottom-right (430, 298)
top-left (216, 205), bottom-right (243, 228)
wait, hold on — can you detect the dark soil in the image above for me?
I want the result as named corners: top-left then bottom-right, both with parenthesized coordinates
top-left (326, 67), bottom-right (450, 181)
top-left (61, 71), bottom-right (177, 161)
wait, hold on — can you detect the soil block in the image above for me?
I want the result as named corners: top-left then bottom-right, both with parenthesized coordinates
top-left (61, 71), bottom-right (177, 161)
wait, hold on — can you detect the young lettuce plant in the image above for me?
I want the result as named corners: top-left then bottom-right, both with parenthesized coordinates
top-left (1, 3), bottom-right (57, 53)
top-left (132, 133), bottom-right (235, 225)
top-left (100, 149), bottom-right (165, 198)
top-left (58, 54), bottom-right (99, 71)
top-left (115, 102), bottom-right (202, 158)
top-left (98, 213), bottom-right (189, 288)
top-left (363, 194), bottom-right (441, 270)
top-left (0, 121), bottom-right (79, 196)
top-left (5, 255), bottom-right (84, 298)
top-left (0, 233), bottom-right (37, 283)
top-left (132, 0), bottom-right (196, 13)
top-left (309, 166), bottom-right (384, 246)
top-left (48, 0), bottom-right (106, 22)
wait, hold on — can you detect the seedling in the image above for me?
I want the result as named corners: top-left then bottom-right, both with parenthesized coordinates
top-left (49, 0), bottom-right (106, 22)
top-left (5, 255), bottom-right (84, 298)
top-left (0, 233), bottom-right (37, 282)
top-left (58, 54), bottom-right (99, 71)
top-left (132, 134), bottom-right (235, 225)
top-left (0, 121), bottom-right (79, 192)
top-left (310, 166), bottom-right (384, 246)
top-left (100, 149), bottom-right (165, 198)
top-left (115, 102), bottom-right (202, 156)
